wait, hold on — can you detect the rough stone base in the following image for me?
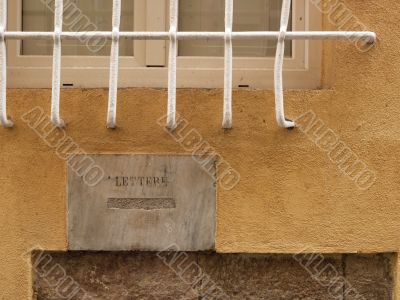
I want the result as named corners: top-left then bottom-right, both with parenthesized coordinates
top-left (31, 251), bottom-right (394, 300)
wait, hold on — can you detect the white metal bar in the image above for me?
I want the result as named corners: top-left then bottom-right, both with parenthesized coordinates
top-left (107, 0), bottom-right (121, 129)
top-left (167, 0), bottom-right (178, 129)
top-left (51, 0), bottom-right (64, 127)
top-left (274, 0), bottom-right (295, 128)
top-left (0, 1), bottom-right (376, 130)
top-left (233, 31), bottom-right (376, 41)
top-left (0, 0), bottom-right (12, 127)
top-left (222, 0), bottom-right (233, 129)
top-left (1, 31), bottom-right (376, 41)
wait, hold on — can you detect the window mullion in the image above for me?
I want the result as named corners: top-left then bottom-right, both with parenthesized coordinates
top-left (145, 0), bottom-right (166, 67)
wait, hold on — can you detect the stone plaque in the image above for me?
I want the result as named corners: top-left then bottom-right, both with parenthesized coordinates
top-left (68, 155), bottom-right (216, 251)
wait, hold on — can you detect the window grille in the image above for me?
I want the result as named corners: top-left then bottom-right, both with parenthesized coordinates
top-left (0, 0), bottom-right (376, 129)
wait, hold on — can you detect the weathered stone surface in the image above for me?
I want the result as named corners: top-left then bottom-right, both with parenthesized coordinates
top-left (68, 155), bottom-right (216, 251)
top-left (32, 252), bottom-right (394, 300)
top-left (198, 253), bottom-right (344, 299)
top-left (32, 251), bottom-right (199, 300)
top-left (344, 254), bottom-right (394, 300)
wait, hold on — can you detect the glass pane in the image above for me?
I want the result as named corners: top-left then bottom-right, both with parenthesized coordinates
top-left (22, 0), bottom-right (134, 56)
top-left (179, 0), bottom-right (292, 57)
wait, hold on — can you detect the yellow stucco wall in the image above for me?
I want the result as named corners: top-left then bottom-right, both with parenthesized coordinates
top-left (1, 0), bottom-right (400, 298)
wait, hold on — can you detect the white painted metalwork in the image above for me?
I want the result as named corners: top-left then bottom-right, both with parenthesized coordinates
top-left (275, 0), bottom-right (295, 128)
top-left (0, 0), bottom-right (376, 129)
top-left (223, 0), bottom-right (233, 129)
top-left (167, 0), bottom-right (178, 129)
top-left (0, 0), bottom-right (11, 127)
top-left (107, 0), bottom-right (121, 129)
top-left (1, 31), bottom-right (376, 40)
top-left (51, 0), bottom-right (64, 128)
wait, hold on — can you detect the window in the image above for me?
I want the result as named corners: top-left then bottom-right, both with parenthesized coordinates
top-left (22, 0), bottom-right (134, 56)
top-left (7, 0), bottom-right (322, 89)
top-left (179, 0), bottom-right (292, 57)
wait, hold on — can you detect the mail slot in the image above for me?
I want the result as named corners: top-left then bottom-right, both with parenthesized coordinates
top-left (67, 155), bottom-right (216, 251)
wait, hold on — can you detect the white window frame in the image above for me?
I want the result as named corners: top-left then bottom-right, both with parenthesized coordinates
top-left (7, 0), bottom-right (321, 89)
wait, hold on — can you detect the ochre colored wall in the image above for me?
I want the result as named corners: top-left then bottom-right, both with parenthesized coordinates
top-left (1, 0), bottom-right (400, 299)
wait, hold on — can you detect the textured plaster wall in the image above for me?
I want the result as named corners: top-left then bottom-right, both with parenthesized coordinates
top-left (1, 0), bottom-right (400, 299)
